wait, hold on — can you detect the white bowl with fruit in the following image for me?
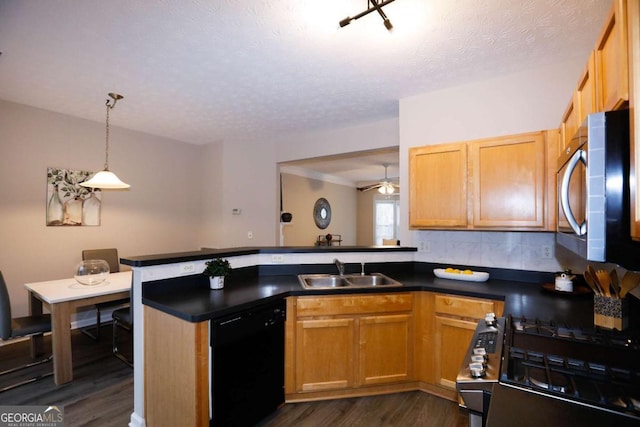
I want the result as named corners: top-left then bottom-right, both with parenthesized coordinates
top-left (433, 267), bottom-right (490, 282)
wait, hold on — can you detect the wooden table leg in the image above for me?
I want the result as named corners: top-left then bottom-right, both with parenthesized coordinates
top-left (29, 292), bottom-right (45, 358)
top-left (50, 302), bottom-right (73, 384)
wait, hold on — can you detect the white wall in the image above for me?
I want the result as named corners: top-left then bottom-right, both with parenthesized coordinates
top-left (216, 138), bottom-right (279, 247)
top-left (399, 58), bottom-right (585, 271)
top-left (281, 173), bottom-right (357, 246)
top-left (275, 117), bottom-right (399, 162)
top-left (0, 100), bottom-right (204, 316)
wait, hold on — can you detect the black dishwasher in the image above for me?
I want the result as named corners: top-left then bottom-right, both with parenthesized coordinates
top-left (210, 299), bottom-right (286, 427)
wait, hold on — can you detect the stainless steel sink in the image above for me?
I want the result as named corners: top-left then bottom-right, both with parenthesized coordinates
top-left (298, 273), bottom-right (402, 290)
top-left (299, 274), bottom-right (349, 288)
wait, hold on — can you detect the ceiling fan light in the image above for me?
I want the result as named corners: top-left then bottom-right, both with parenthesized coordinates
top-left (80, 169), bottom-right (130, 189)
top-left (378, 182), bottom-right (394, 194)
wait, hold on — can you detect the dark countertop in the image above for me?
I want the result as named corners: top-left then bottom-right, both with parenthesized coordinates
top-left (142, 262), bottom-right (639, 330)
top-left (122, 245), bottom-right (416, 267)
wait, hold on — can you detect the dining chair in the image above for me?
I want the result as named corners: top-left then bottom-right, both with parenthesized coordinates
top-left (112, 277), bottom-right (133, 367)
top-left (81, 248), bottom-right (130, 340)
top-left (0, 270), bottom-right (53, 393)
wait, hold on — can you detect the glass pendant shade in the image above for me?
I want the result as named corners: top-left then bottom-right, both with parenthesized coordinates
top-left (80, 169), bottom-right (130, 189)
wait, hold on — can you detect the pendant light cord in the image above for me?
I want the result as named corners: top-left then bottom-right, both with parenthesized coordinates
top-left (104, 100), bottom-right (111, 171)
top-left (103, 93), bottom-right (123, 171)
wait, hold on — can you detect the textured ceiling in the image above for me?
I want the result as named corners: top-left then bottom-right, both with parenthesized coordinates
top-left (0, 0), bottom-right (612, 181)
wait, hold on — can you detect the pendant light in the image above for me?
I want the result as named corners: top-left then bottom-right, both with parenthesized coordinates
top-left (80, 93), bottom-right (130, 189)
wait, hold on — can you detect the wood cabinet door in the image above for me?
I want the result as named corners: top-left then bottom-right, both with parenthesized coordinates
top-left (595, 0), bottom-right (629, 111)
top-left (358, 314), bottom-right (413, 386)
top-left (562, 52), bottom-right (597, 154)
top-left (433, 315), bottom-right (478, 391)
top-left (470, 132), bottom-right (546, 229)
top-left (295, 318), bottom-right (355, 392)
top-left (577, 52), bottom-right (597, 123)
top-left (409, 143), bottom-right (468, 228)
top-left (629, 0), bottom-right (640, 240)
top-left (560, 97), bottom-right (579, 156)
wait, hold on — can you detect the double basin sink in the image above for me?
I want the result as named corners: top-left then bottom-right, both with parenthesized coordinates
top-left (298, 273), bottom-right (402, 290)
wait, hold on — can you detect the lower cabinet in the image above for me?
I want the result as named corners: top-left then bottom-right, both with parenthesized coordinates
top-left (433, 315), bottom-right (479, 390)
top-left (287, 293), bottom-right (414, 399)
top-left (431, 294), bottom-right (504, 392)
top-left (295, 317), bottom-right (356, 392)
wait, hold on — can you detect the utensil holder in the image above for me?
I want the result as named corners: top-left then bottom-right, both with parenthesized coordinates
top-left (594, 295), bottom-right (628, 330)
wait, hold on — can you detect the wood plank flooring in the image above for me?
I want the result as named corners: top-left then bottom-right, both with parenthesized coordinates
top-left (0, 324), bottom-right (133, 426)
top-left (261, 392), bottom-right (469, 427)
top-left (1, 325), bottom-right (469, 426)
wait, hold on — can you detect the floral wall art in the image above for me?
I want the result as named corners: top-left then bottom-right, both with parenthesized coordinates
top-left (46, 167), bottom-right (101, 226)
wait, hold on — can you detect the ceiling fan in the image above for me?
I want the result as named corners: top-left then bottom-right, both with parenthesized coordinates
top-left (357, 164), bottom-right (399, 194)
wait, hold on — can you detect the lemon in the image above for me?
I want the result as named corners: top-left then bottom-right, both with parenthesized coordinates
top-left (445, 267), bottom-right (454, 273)
top-left (463, 269), bottom-right (473, 275)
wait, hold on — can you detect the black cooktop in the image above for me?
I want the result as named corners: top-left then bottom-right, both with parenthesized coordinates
top-left (500, 316), bottom-right (640, 421)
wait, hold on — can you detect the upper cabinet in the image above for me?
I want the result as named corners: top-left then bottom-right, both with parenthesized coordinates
top-left (595, 0), bottom-right (629, 112)
top-left (629, 0), bottom-right (640, 240)
top-left (470, 133), bottom-right (546, 229)
top-left (560, 0), bottom-right (629, 151)
top-left (560, 53), bottom-right (597, 154)
top-left (409, 143), bottom-right (467, 228)
top-left (409, 131), bottom-right (555, 231)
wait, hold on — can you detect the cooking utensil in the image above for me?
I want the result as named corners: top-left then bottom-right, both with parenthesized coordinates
top-left (609, 269), bottom-right (620, 298)
top-left (595, 270), bottom-right (612, 297)
top-left (583, 269), bottom-right (600, 295)
top-left (619, 271), bottom-right (640, 298)
top-left (586, 266), bottom-right (603, 295)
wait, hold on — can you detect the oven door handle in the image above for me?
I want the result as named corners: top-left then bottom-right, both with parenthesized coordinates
top-left (560, 148), bottom-right (587, 236)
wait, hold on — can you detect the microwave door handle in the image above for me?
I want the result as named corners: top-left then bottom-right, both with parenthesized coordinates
top-left (560, 149), bottom-right (587, 236)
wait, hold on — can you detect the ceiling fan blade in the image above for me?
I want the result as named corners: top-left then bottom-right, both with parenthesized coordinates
top-left (357, 183), bottom-right (381, 192)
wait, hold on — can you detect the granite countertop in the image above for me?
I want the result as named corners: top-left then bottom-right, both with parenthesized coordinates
top-left (141, 262), bottom-right (625, 329)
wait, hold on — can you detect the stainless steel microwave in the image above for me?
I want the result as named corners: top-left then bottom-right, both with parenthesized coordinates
top-left (556, 109), bottom-right (639, 270)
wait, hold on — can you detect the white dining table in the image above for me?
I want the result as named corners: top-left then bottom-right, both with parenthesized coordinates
top-left (24, 271), bottom-right (132, 384)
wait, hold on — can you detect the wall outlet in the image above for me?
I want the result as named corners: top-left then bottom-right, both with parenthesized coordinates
top-left (419, 241), bottom-right (430, 252)
top-left (271, 254), bottom-right (285, 263)
top-left (247, 231), bottom-right (253, 239)
top-left (541, 245), bottom-right (553, 259)
top-left (179, 263), bottom-right (196, 274)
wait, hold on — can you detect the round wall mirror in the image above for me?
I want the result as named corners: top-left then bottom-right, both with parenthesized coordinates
top-left (313, 198), bottom-right (331, 229)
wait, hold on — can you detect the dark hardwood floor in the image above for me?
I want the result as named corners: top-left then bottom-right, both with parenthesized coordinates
top-left (1, 325), bottom-right (469, 426)
top-left (260, 392), bottom-right (469, 427)
top-left (0, 324), bottom-right (133, 426)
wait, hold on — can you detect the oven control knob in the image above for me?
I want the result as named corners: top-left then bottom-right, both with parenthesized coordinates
top-left (485, 312), bottom-right (497, 327)
top-left (473, 347), bottom-right (488, 361)
top-left (469, 362), bottom-right (486, 378)
top-left (471, 354), bottom-right (487, 366)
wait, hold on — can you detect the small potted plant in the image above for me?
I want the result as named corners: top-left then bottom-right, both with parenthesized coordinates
top-left (203, 258), bottom-right (232, 290)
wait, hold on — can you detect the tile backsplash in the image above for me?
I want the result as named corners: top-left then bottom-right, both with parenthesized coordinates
top-left (412, 230), bottom-right (563, 272)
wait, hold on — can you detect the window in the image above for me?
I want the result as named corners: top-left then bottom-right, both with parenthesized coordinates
top-left (374, 197), bottom-right (400, 245)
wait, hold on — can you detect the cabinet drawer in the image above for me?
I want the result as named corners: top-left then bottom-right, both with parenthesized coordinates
top-left (296, 294), bottom-right (413, 317)
top-left (434, 294), bottom-right (495, 320)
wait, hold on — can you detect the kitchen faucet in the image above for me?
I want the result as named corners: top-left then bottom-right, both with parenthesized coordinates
top-left (334, 258), bottom-right (345, 276)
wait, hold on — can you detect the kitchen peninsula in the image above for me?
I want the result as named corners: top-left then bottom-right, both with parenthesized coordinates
top-left (121, 246), bottom-right (637, 427)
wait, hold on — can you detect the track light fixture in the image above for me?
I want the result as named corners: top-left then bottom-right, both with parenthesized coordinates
top-left (339, 0), bottom-right (396, 31)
